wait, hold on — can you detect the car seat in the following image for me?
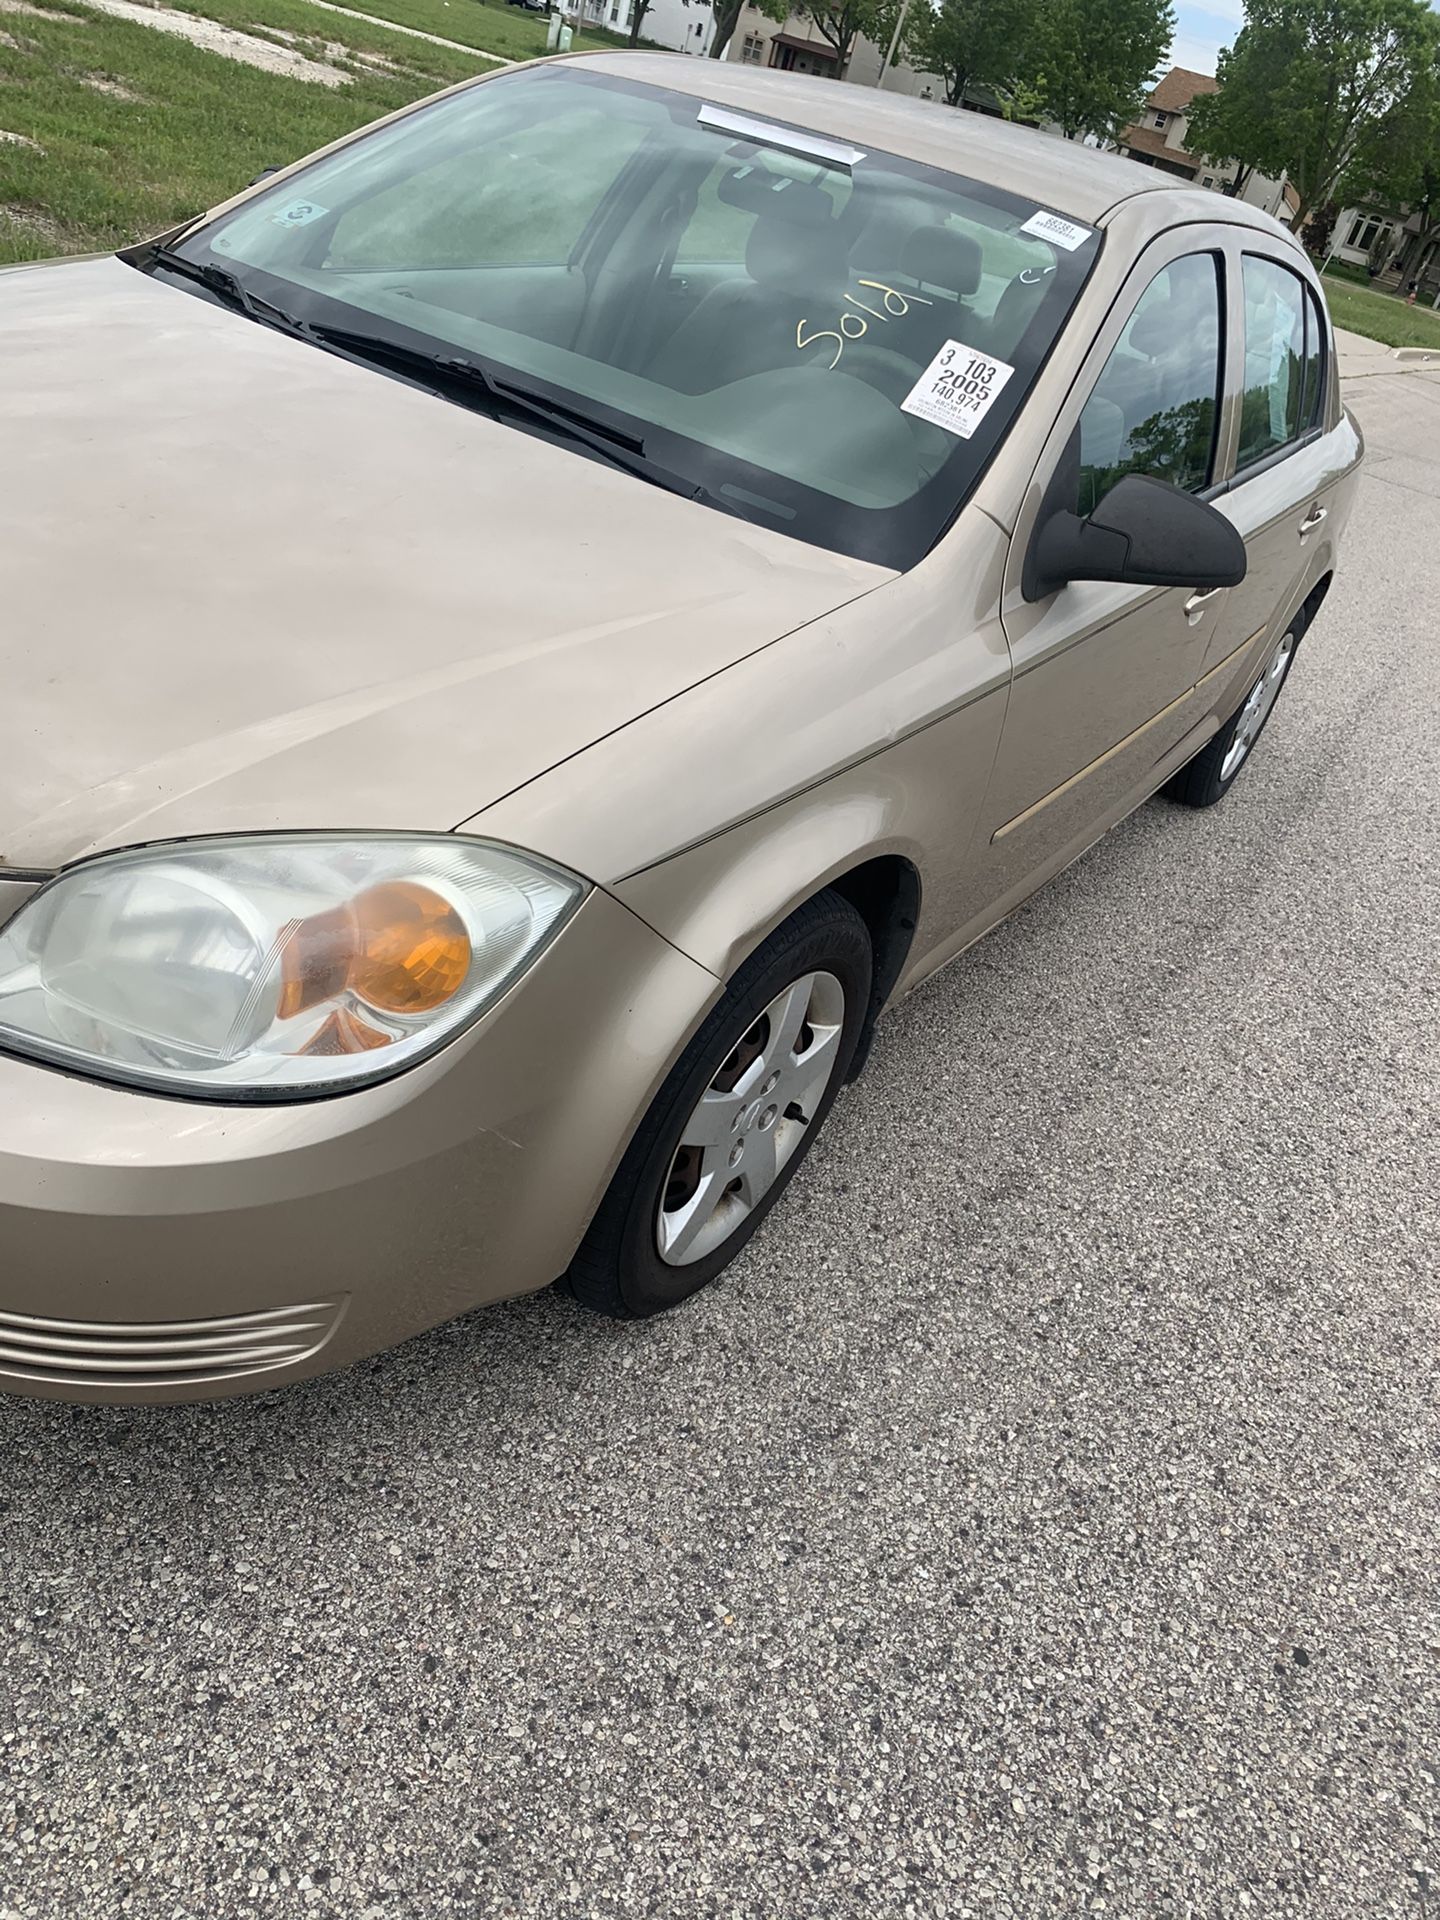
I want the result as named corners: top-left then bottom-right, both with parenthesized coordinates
top-left (648, 180), bottom-right (850, 394)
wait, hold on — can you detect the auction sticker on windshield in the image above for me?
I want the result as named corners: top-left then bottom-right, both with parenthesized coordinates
top-left (901, 341), bottom-right (1016, 439)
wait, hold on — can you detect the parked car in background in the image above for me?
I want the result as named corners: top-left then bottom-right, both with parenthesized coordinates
top-left (0, 56), bottom-right (1360, 1401)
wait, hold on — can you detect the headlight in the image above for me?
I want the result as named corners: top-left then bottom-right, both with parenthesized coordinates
top-left (0, 835), bottom-right (585, 1098)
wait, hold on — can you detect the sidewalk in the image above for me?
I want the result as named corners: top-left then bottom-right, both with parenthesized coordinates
top-left (1334, 325), bottom-right (1440, 381)
top-left (297, 0), bottom-right (514, 61)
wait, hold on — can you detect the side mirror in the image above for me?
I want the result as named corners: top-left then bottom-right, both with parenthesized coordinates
top-left (1024, 472), bottom-right (1247, 602)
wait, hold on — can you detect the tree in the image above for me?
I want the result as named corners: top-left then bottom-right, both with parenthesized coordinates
top-left (903, 0), bottom-right (1038, 108)
top-left (627, 0), bottom-right (651, 44)
top-left (1305, 202), bottom-right (1342, 259)
top-left (1184, 0), bottom-right (1440, 230)
top-left (1024, 0), bottom-right (1175, 140)
top-left (708, 0), bottom-right (786, 60)
top-left (1394, 160), bottom-right (1440, 273)
top-left (795, 0), bottom-right (900, 76)
top-left (1079, 397), bottom-right (1215, 512)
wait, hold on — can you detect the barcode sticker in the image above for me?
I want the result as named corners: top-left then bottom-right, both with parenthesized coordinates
top-left (900, 340), bottom-right (1016, 440)
top-left (1019, 209), bottom-right (1093, 251)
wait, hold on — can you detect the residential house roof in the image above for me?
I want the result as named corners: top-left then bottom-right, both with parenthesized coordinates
top-left (1149, 67), bottom-right (1220, 114)
top-left (1120, 125), bottom-right (1200, 171)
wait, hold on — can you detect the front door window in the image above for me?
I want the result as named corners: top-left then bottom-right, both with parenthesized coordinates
top-left (1076, 253), bottom-right (1223, 516)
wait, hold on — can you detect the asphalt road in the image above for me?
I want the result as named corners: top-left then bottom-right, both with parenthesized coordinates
top-left (2, 368), bottom-right (1437, 1920)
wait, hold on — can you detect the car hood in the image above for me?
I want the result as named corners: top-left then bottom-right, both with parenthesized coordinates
top-left (0, 257), bottom-right (885, 872)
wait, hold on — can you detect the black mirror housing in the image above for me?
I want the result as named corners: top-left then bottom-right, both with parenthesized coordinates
top-left (1024, 472), bottom-right (1247, 602)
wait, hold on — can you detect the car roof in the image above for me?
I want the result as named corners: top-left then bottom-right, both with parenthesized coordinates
top-left (565, 52), bottom-right (1286, 233)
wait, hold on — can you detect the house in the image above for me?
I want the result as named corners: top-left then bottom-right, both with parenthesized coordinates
top-left (723, 4), bottom-right (1074, 116)
top-left (724, 4), bottom-right (934, 94)
top-left (1117, 67), bottom-right (1219, 180)
top-left (1330, 207), bottom-right (1401, 267)
top-left (1117, 68), bottom-right (1295, 225)
top-left (1322, 200), bottom-right (1440, 299)
top-left (577, 0), bottom-right (715, 56)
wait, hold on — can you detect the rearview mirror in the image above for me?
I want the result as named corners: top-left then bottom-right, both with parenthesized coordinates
top-left (1024, 472), bottom-right (1247, 602)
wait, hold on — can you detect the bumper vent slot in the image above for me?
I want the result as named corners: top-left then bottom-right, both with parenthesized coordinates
top-left (0, 1300), bottom-right (345, 1388)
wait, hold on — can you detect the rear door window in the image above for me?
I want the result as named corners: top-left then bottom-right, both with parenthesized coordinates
top-left (1236, 256), bottom-right (1306, 471)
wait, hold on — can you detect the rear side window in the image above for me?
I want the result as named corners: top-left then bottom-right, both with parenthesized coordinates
top-left (1300, 284), bottom-right (1327, 435)
top-left (1237, 256), bottom-right (1307, 470)
top-left (1077, 253), bottom-right (1223, 516)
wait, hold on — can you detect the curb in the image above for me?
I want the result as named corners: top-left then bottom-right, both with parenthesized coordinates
top-left (1391, 346), bottom-right (1439, 365)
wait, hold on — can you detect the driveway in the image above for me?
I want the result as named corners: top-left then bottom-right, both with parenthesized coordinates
top-left (1, 363), bottom-right (1437, 1920)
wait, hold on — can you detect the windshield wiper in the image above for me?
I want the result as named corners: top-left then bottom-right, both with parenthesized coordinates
top-left (138, 257), bottom-right (711, 505)
top-left (305, 324), bottom-right (708, 502)
top-left (146, 245), bottom-right (313, 338)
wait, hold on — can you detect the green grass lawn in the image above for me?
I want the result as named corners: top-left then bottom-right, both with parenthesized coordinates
top-left (155, 0), bottom-right (630, 63)
top-left (257, 0), bottom-right (629, 60)
top-left (1322, 273), bottom-right (1440, 351)
top-left (159, 0), bottom-right (506, 73)
top-left (0, 0), bottom-right (505, 262)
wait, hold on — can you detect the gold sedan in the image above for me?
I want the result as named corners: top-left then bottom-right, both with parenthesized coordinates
top-left (0, 55), bottom-right (1360, 1399)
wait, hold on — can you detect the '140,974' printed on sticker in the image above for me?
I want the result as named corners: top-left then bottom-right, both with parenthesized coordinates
top-left (900, 340), bottom-right (1016, 440)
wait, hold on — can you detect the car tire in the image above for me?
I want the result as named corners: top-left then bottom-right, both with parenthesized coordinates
top-left (1164, 624), bottom-right (1300, 809)
top-left (566, 890), bottom-right (873, 1320)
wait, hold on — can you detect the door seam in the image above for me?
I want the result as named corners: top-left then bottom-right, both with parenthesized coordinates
top-left (990, 623), bottom-right (1267, 842)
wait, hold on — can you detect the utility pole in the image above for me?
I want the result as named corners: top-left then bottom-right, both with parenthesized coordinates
top-left (1318, 217), bottom-right (1342, 285)
top-left (875, 0), bottom-right (913, 87)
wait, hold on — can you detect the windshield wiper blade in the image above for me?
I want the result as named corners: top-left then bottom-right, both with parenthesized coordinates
top-left (306, 324), bottom-right (706, 501)
top-left (147, 246), bottom-right (313, 337)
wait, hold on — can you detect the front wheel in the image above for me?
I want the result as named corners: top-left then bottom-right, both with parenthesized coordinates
top-left (566, 891), bottom-right (872, 1319)
top-left (1165, 626), bottom-right (1298, 809)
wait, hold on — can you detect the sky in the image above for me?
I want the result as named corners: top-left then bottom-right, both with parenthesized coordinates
top-left (1168, 0), bottom-right (1245, 75)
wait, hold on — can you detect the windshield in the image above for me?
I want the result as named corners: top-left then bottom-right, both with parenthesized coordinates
top-left (161, 67), bottom-right (1101, 570)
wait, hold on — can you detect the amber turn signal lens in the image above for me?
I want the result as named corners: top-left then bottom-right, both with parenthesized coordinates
top-left (349, 881), bottom-right (471, 1015)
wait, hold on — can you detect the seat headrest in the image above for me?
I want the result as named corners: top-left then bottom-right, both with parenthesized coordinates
top-left (898, 225), bottom-right (982, 298)
top-left (745, 186), bottom-right (848, 299)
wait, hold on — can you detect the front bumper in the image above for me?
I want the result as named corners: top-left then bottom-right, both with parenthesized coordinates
top-left (0, 889), bottom-right (719, 1403)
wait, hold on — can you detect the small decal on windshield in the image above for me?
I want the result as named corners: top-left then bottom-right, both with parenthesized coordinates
top-left (269, 199), bottom-right (329, 230)
top-left (1019, 209), bottom-right (1092, 251)
top-left (901, 341), bottom-right (1016, 439)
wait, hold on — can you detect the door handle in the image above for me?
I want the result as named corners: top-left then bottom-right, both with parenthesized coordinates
top-left (1184, 587), bottom-right (1225, 620)
top-left (1298, 504), bottom-right (1328, 536)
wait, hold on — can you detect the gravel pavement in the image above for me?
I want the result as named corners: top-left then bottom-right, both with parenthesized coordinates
top-left (2, 370), bottom-right (1438, 1920)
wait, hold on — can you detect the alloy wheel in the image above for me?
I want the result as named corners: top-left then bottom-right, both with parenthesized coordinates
top-left (656, 970), bottom-right (846, 1268)
top-left (1221, 632), bottom-right (1295, 782)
